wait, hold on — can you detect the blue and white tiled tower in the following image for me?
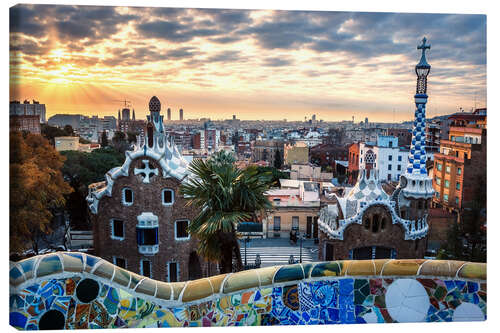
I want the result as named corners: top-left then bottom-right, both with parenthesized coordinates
top-left (397, 38), bottom-right (434, 223)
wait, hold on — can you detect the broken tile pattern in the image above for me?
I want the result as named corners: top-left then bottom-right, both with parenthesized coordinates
top-left (9, 253), bottom-right (486, 329)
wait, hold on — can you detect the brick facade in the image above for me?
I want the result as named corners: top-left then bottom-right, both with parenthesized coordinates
top-left (91, 153), bottom-right (215, 282)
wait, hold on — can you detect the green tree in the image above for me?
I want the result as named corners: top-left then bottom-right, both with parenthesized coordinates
top-left (41, 124), bottom-right (67, 144)
top-left (61, 147), bottom-right (125, 230)
top-left (127, 131), bottom-right (139, 144)
top-left (101, 131), bottom-right (108, 147)
top-left (63, 125), bottom-right (74, 136)
top-left (10, 132), bottom-right (73, 254)
top-left (180, 156), bottom-right (272, 273)
top-left (112, 131), bottom-right (130, 153)
top-left (274, 149), bottom-right (282, 169)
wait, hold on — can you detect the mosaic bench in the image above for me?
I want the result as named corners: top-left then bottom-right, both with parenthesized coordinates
top-left (10, 252), bottom-right (486, 329)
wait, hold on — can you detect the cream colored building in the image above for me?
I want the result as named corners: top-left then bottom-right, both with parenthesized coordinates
top-left (54, 136), bottom-right (80, 151)
top-left (290, 164), bottom-right (333, 181)
top-left (284, 141), bottom-right (309, 165)
top-left (263, 182), bottom-right (321, 239)
top-left (55, 136), bottom-right (100, 152)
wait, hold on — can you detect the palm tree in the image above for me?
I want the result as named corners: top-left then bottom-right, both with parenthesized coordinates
top-left (180, 153), bottom-right (272, 273)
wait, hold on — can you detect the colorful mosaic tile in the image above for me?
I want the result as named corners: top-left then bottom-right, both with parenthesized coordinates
top-left (9, 253), bottom-right (487, 329)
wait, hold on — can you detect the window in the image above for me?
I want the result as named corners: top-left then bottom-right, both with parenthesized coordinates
top-left (175, 220), bottom-right (190, 240)
top-left (437, 163), bottom-right (442, 171)
top-left (398, 156), bottom-right (402, 162)
top-left (464, 152), bottom-right (468, 159)
top-left (141, 259), bottom-right (152, 278)
top-left (445, 166), bottom-right (451, 174)
top-left (292, 216), bottom-right (299, 230)
top-left (444, 180), bottom-right (450, 188)
top-left (388, 174), bottom-right (391, 181)
top-left (111, 219), bottom-right (124, 240)
top-left (436, 192), bottom-right (440, 199)
top-left (273, 198), bottom-right (281, 204)
top-left (273, 216), bottom-right (281, 231)
top-left (162, 189), bottom-right (174, 205)
top-left (137, 228), bottom-right (158, 245)
top-left (167, 262), bottom-right (178, 282)
top-left (388, 155), bottom-right (393, 161)
top-left (443, 194), bottom-right (449, 202)
top-left (388, 164), bottom-right (392, 171)
top-left (397, 165), bottom-right (401, 171)
top-left (114, 257), bottom-right (126, 269)
top-left (436, 177), bottom-right (441, 185)
top-left (457, 167), bottom-right (462, 175)
top-left (122, 188), bottom-right (133, 206)
top-left (456, 182), bottom-right (461, 190)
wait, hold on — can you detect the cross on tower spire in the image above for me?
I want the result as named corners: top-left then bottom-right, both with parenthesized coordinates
top-left (417, 37), bottom-right (431, 67)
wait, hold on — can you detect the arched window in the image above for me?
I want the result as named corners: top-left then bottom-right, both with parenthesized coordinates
top-left (381, 218), bottom-right (386, 230)
top-left (122, 188), bottom-right (133, 206)
top-left (372, 215), bottom-right (379, 233)
top-left (147, 123), bottom-right (154, 147)
top-left (364, 218), bottom-right (370, 230)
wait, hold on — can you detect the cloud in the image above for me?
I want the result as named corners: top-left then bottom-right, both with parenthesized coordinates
top-left (262, 57), bottom-right (293, 67)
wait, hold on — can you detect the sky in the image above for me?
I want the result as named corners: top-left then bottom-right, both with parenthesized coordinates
top-left (9, 4), bottom-right (487, 122)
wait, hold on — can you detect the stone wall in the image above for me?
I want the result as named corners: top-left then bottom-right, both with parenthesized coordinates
top-left (10, 252), bottom-right (486, 329)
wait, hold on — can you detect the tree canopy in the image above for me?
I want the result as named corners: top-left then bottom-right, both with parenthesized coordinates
top-left (10, 132), bottom-right (73, 254)
top-left (180, 152), bottom-right (272, 273)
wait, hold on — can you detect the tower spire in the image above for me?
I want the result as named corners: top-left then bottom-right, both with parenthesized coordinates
top-left (400, 37), bottom-right (434, 199)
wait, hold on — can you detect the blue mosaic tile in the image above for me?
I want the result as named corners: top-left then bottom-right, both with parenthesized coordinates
top-left (10, 312), bottom-right (27, 329)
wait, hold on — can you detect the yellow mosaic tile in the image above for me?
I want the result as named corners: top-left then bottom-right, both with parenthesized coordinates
top-left (129, 272), bottom-right (144, 290)
top-left (418, 260), bottom-right (466, 277)
top-left (457, 262), bottom-right (486, 280)
top-left (112, 267), bottom-right (131, 287)
top-left (222, 270), bottom-right (260, 294)
top-left (346, 260), bottom-right (375, 275)
top-left (155, 282), bottom-right (172, 301)
top-left (135, 278), bottom-right (156, 296)
top-left (338, 260), bottom-right (351, 275)
top-left (93, 261), bottom-right (115, 280)
top-left (208, 274), bottom-right (227, 294)
top-left (373, 259), bottom-right (391, 275)
top-left (182, 279), bottom-right (213, 302)
top-left (60, 253), bottom-right (85, 273)
top-left (170, 282), bottom-right (187, 300)
top-left (256, 266), bottom-right (279, 287)
top-left (381, 259), bottom-right (425, 276)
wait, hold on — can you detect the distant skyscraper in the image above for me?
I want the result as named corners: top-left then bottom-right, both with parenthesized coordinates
top-left (352, 116), bottom-right (355, 123)
top-left (312, 114), bottom-right (316, 121)
top-left (179, 108), bottom-right (183, 121)
top-left (118, 109), bottom-right (121, 122)
top-left (167, 108), bottom-right (171, 121)
top-left (122, 108), bottom-right (131, 121)
top-left (365, 117), bottom-right (368, 127)
top-left (132, 109), bottom-right (136, 120)
top-left (233, 115), bottom-right (236, 120)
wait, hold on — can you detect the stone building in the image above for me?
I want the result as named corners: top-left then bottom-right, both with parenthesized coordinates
top-left (317, 38), bottom-right (435, 261)
top-left (87, 96), bottom-right (213, 282)
top-left (283, 141), bottom-right (309, 165)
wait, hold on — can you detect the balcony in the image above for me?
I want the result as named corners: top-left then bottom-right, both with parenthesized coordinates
top-left (138, 244), bottom-right (159, 255)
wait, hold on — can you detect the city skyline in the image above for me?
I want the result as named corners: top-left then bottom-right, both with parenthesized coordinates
top-left (10, 5), bottom-right (486, 122)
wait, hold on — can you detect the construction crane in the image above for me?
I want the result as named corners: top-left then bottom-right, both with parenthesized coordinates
top-left (112, 99), bottom-right (132, 108)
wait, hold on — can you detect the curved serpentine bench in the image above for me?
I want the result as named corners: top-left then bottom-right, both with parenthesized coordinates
top-left (9, 252), bottom-right (486, 329)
